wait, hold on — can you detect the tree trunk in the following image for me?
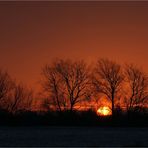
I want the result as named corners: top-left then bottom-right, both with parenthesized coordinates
top-left (112, 99), bottom-right (114, 116)
top-left (111, 90), bottom-right (115, 117)
top-left (70, 101), bottom-right (74, 112)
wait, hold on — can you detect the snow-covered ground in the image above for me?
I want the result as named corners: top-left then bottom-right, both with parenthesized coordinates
top-left (0, 126), bottom-right (147, 147)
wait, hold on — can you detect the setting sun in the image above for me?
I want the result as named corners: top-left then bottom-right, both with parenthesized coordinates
top-left (97, 106), bottom-right (112, 116)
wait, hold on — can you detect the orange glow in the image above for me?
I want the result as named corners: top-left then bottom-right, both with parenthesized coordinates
top-left (97, 106), bottom-right (112, 116)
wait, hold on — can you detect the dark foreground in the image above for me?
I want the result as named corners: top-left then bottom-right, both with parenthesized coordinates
top-left (0, 126), bottom-right (147, 147)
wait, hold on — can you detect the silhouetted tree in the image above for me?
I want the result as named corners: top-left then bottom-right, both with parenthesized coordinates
top-left (0, 70), bottom-right (13, 109)
top-left (0, 69), bottom-right (33, 113)
top-left (0, 70), bottom-right (12, 100)
top-left (42, 59), bottom-right (91, 111)
top-left (7, 83), bottom-right (33, 113)
top-left (42, 63), bottom-right (66, 112)
top-left (93, 58), bottom-right (123, 116)
top-left (124, 64), bottom-right (148, 112)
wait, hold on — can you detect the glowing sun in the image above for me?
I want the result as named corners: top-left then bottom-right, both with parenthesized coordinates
top-left (97, 106), bottom-right (112, 116)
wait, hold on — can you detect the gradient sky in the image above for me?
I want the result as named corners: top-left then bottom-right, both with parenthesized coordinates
top-left (0, 1), bottom-right (148, 92)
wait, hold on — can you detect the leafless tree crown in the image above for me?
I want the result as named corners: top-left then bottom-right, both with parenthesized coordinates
top-left (93, 58), bottom-right (123, 114)
top-left (42, 59), bottom-right (91, 111)
top-left (124, 64), bottom-right (148, 110)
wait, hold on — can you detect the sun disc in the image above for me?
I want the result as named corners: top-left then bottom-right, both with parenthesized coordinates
top-left (97, 106), bottom-right (112, 116)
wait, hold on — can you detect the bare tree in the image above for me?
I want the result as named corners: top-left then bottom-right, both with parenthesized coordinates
top-left (0, 70), bottom-right (14, 110)
top-left (93, 58), bottom-right (123, 116)
top-left (56, 59), bottom-right (91, 111)
top-left (8, 83), bottom-right (33, 113)
top-left (124, 64), bottom-right (148, 111)
top-left (42, 64), bottom-right (66, 112)
top-left (0, 70), bottom-right (13, 101)
top-left (42, 59), bottom-right (91, 111)
top-left (0, 70), bottom-right (33, 113)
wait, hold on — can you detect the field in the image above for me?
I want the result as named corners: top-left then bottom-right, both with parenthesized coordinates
top-left (0, 126), bottom-right (147, 147)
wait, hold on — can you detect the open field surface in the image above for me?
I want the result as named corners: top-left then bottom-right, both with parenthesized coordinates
top-left (0, 126), bottom-right (147, 147)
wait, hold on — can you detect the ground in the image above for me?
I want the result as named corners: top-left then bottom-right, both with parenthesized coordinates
top-left (0, 126), bottom-right (147, 147)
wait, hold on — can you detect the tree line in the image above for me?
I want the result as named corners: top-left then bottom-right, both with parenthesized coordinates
top-left (0, 58), bottom-right (148, 117)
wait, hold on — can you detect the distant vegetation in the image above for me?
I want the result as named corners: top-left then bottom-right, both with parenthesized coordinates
top-left (0, 58), bottom-right (148, 126)
top-left (0, 109), bottom-right (148, 126)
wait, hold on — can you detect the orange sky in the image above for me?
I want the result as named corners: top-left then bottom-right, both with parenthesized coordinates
top-left (0, 1), bottom-right (148, 92)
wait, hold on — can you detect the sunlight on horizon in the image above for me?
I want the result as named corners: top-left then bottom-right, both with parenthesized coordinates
top-left (97, 106), bottom-right (112, 116)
